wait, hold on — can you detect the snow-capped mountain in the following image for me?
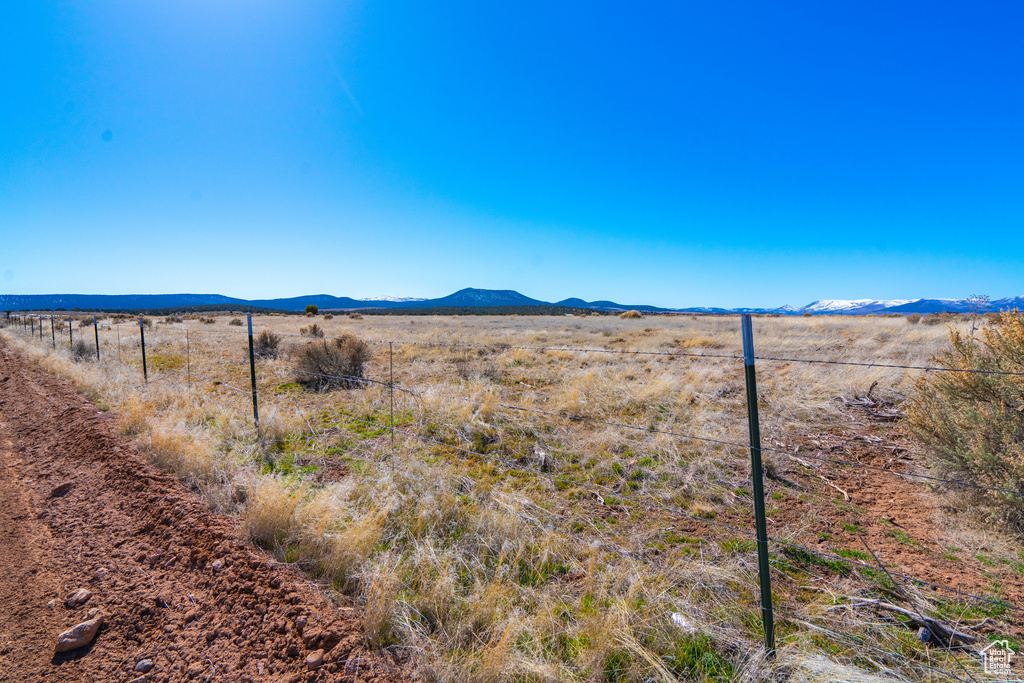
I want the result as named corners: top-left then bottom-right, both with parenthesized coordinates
top-left (795, 297), bottom-right (1023, 315)
top-left (800, 299), bottom-right (917, 314)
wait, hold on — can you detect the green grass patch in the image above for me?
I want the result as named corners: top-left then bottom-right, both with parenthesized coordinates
top-left (662, 634), bottom-right (734, 682)
top-left (720, 539), bottom-right (755, 554)
top-left (781, 546), bottom-right (851, 575)
top-left (836, 548), bottom-right (872, 562)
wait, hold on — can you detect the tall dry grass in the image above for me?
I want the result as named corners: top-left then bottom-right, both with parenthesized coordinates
top-left (0, 312), bottom-right (998, 681)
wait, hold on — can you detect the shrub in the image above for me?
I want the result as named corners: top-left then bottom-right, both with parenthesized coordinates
top-left (619, 310), bottom-right (643, 319)
top-left (349, 313), bottom-right (363, 320)
top-left (254, 330), bottom-right (281, 359)
top-left (906, 313), bottom-right (922, 324)
top-left (300, 323), bottom-right (324, 338)
top-left (140, 317), bottom-right (153, 328)
top-left (294, 337), bottom-right (372, 389)
top-left (305, 304), bottom-right (318, 315)
top-left (200, 316), bottom-right (216, 324)
top-left (323, 313), bottom-right (334, 320)
top-left (922, 314), bottom-right (944, 326)
top-left (907, 311), bottom-right (1024, 530)
top-left (71, 340), bottom-right (93, 361)
top-left (229, 318), bottom-right (244, 327)
top-left (165, 315), bottom-right (183, 324)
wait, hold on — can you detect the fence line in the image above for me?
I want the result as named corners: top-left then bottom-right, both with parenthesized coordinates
top-left (122, 354), bottom-right (1024, 618)
top-left (135, 320), bottom-right (1024, 376)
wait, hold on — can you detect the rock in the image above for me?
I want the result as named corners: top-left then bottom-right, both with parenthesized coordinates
top-left (54, 614), bottom-right (104, 653)
top-left (305, 649), bottom-right (324, 670)
top-left (48, 482), bottom-right (73, 498)
top-left (211, 559), bottom-right (224, 572)
top-left (294, 616), bottom-right (307, 632)
top-left (65, 588), bottom-right (92, 608)
top-left (134, 659), bottom-right (154, 673)
top-left (93, 568), bottom-right (110, 581)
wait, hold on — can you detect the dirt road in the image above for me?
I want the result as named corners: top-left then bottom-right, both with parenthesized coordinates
top-left (0, 341), bottom-right (411, 682)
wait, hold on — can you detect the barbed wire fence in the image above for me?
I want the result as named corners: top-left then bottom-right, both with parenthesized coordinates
top-left (3, 309), bottom-right (1022, 681)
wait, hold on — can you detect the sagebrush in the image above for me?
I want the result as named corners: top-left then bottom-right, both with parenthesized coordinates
top-left (908, 310), bottom-right (1024, 530)
top-left (294, 337), bottom-right (372, 389)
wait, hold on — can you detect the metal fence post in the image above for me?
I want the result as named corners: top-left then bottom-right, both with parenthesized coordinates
top-left (186, 328), bottom-right (191, 400)
top-left (68, 316), bottom-right (72, 347)
top-left (247, 313), bottom-right (259, 431)
top-left (741, 314), bottom-right (776, 659)
top-left (51, 315), bottom-right (55, 349)
top-left (139, 316), bottom-right (148, 382)
top-left (93, 315), bottom-right (100, 361)
top-left (390, 341), bottom-right (395, 455)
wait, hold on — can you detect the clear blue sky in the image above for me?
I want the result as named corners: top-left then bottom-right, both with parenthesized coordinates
top-left (2, 1), bottom-right (1023, 308)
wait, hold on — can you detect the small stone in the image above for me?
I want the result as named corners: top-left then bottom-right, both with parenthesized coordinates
top-left (93, 568), bottom-right (110, 580)
top-left (65, 588), bottom-right (92, 608)
top-left (294, 616), bottom-right (307, 632)
top-left (305, 649), bottom-right (324, 670)
top-left (48, 482), bottom-right (73, 498)
top-left (134, 659), bottom-right (154, 673)
top-left (211, 559), bottom-right (224, 572)
top-left (54, 615), bottom-right (104, 653)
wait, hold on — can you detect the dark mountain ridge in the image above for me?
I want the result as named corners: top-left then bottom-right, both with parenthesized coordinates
top-left (1, 289), bottom-right (1021, 315)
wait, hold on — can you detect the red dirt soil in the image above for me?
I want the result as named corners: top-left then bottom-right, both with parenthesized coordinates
top-left (0, 341), bottom-right (414, 682)
top-left (767, 411), bottom-right (1024, 636)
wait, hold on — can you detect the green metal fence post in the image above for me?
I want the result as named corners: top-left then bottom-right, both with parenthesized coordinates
top-left (741, 314), bottom-right (776, 659)
top-left (139, 316), bottom-right (148, 382)
top-left (247, 313), bottom-right (259, 431)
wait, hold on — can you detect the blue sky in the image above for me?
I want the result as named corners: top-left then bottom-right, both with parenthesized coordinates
top-left (2, 1), bottom-right (1023, 308)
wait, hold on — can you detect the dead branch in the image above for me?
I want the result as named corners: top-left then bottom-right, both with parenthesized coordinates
top-left (836, 597), bottom-right (978, 647)
top-left (838, 382), bottom-right (906, 420)
top-left (818, 475), bottom-right (849, 501)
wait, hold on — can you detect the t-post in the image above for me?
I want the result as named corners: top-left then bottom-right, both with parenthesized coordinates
top-left (247, 313), bottom-right (259, 431)
top-left (741, 314), bottom-right (775, 659)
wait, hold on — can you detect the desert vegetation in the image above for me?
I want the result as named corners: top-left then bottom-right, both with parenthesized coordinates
top-left (908, 311), bottom-right (1024, 530)
top-left (2, 311), bottom-right (1021, 681)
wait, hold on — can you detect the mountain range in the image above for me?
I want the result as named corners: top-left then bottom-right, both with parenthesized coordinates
top-left (0, 289), bottom-right (1021, 315)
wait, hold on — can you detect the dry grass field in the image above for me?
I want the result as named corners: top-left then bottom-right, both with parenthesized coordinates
top-left (3, 311), bottom-right (1022, 682)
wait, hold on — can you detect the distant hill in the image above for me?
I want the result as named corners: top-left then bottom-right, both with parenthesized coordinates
top-left (1, 289), bottom-right (1020, 316)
